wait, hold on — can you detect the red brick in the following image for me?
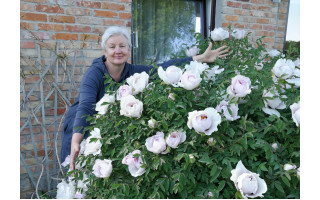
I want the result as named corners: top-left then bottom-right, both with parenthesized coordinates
top-left (279, 13), bottom-right (287, 20)
top-left (242, 4), bottom-right (256, 9)
top-left (264, 12), bottom-right (276, 18)
top-left (94, 10), bottom-right (117, 18)
top-left (234, 23), bottom-right (246, 28)
top-left (226, 15), bottom-right (239, 21)
top-left (252, 0), bottom-right (264, 4)
top-left (251, 24), bottom-right (262, 29)
top-left (126, 21), bottom-right (131, 27)
top-left (66, 8), bottom-right (91, 15)
top-left (222, 22), bottom-right (232, 27)
top-left (21, 31), bottom-right (51, 40)
top-left (227, 1), bottom-right (242, 8)
top-left (256, 18), bottom-right (269, 24)
top-left (102, 2), bottom-right (125, 10)
top-left (277, 26), bottom-right (285, 31)
top-left (269, 32), bottom-right (275, 37)
top-left (21, 3), bottom-right (35, 11)
top-left (263, 37), bottom-right (275, 43)
top-left (21, 41), bottom-right (36, 49)
top-left (36, 5), bottom-right (64, 13)
top-left (53, 33), bottom-right (78, 40)
top-left (279, 7), bottom-right (287, 13)
top-left (103, 19), bottom-right (125, 26)
top-left (255, 31), bottom-right (269, 36)
top-left (234, 9), bottom-right (247, 15)
top-left (257, 6), bottom-right (271, 11)
top-left (20, 22), bottom-right (35, 30)
top-left (65, 25), bottom-right (91, 33)
top-left (24, 76), bottom-right (39, 83)
top-left (263, 25), bottom-right (276, 30)
top-left (119, 12), bottom-right (131, 19)
top-left (21, 127), bottom-right (41, 135)
top-left (45, 108), bottom-right (66, 116)
top-left (76, 1), bottom-right (101, 8)
top-left (23, 0), bottom-right (46, 2)
top-left (21, 12), bottom-right (47, 22)
top-left (49, 15), bottom-right (75, 23)
top-left (80, 34), bottom-right (100, 41)
top-left (38, 23), bottom-right (64, 32)
top-left (21, 136), bottom-right (27, 144)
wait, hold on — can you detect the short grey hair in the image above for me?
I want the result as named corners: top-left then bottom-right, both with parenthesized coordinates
top-left (101, 26), bottom-right (131, 50)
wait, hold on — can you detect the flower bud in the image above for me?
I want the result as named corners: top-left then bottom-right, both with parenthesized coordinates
top-left (208, 192), bottom-right (213, 198)
top-left (148, 119), bottom-right (158, 128)
top-left (168, 93), bottom-right (175, 101)
top-left (207, 137), bottom-right (216, 147)
top-left (189, 154), bottom-right (196, 164)
top-left (134, 141), bottom-right (141, 149)
top-left (271, 143), bottom-right (278, 151)
top-left (284, 164), bottom-right (296, 171)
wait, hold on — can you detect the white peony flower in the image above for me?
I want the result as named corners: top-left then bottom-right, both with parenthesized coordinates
top-left (297, 167), bottom-right (300, 177)
top-left (178, 70), bottom-right (202, 90)
top-left (216, 100), bottom-right (240, 121)
top-left (231, 29), bottom-right (246, 39)
top-left (84, 128), bottom-right (102, 156)
top-left (187, 107), bottom-right (221, 135)
top-left (294, 58), bottom-right (300, 68)
top-left (185, 45), bottom-right (200, 57)
top-left (158, 65), bottom-right (183, 87)
top-left (95, 94), bottom-right (115, 115)
top-left (56, 180), bottom-right (76, 199)
top-left (116, 85), bottom-right (133, 100)
top-left (271, 143), bottom-right (278, 151)
top-left (286, 67), bottom-right (300, 88)
top-left (284, 163), bottom-right (296, 171)
top-left (255, 62), bottom-right (263, 71)
top-left (268, 49), bottom-right (281, 57)
top-left (184, 60), bottom-right (209, 75)
top-left (122, 150), bottom-right (146, 177)
top-left (61, 155), bottom-right (70, 167)
top-left (74, 191), bottom-right (85, 199)
top-left (166, 129), bottom-right (186, 149)
top-left (120, 95), bottom-right (143, 118)
top-left (210, 27), bottom-right (229, 41)
top-left (92, 159), bottom-right (113, 178)
top-left (262, 88), bottom-right (286, 117)
top-left (126, 72), bottom-right (149, 95)
top-left (148, 119), bottom-right (158, 128)
top-left (230, 160), bottom-right (267, 199)
top-left (272, 59), bottom-right (295, 80)
top-left (226, 75), bottom-right (252, 99)
top-left (290, 101), bottom-right (300, 127)
top-left (204, 65), bottom-right (224, 82)
top-left (168, 93), bottom-right (175, 101)
top-left (145, 132), bottom-right (167, 154)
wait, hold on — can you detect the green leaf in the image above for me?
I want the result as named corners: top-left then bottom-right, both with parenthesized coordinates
top-left (259, 162), bottom-right (268, 171)
top-left (111, 183), bottom-right (121, 190)
top-left (274, 181), bottom-right (285, 193)
top-left (199, 153), bottom-right (213, 165)
top-left (217, 180), bottom-right (226, 192)
top-left (281, 175), bottom-right (291, 187)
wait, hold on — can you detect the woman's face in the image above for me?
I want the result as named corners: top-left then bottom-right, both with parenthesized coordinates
top-left (104, 34), bottom-right (130, 66)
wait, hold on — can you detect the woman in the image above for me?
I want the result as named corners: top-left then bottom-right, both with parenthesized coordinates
top-left (61, 26), bottom-right (229, 171)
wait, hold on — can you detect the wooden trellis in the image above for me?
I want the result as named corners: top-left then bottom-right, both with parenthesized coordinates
top-left (20, 41), bottom-right (85, 198)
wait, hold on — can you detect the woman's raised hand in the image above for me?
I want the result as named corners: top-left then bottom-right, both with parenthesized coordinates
top-left (193, 42), bottom-right (229, 63)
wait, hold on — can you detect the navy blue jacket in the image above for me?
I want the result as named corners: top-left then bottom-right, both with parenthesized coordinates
top-left (60, 55), bottom-right (193, 162)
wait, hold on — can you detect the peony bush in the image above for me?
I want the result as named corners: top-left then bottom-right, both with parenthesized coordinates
top-left (58, 27), bottom-right (300, 199)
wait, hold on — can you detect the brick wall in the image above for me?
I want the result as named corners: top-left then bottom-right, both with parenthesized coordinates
top-left (20, 0), bottom-right (132, 198)
top-left (20, 0), bottom-right (289, 198)
top-left (218, 0), bottom-right (289, 50)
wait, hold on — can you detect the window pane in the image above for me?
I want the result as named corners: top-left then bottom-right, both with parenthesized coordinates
top-left (132, 0), bottom-right (202, 65)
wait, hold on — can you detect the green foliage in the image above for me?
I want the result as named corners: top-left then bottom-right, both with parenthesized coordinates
top-left (71, 32), bottom-right (300, 199)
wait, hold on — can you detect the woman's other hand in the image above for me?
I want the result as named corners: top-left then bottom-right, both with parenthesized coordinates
top-left (192, 42), bottom-right (229, 63)
top-left (69, 132), bottom-right (84, 172)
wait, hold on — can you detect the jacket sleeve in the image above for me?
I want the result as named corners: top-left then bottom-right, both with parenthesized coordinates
top-left (157, 57), bottom-right (193, 68)
top-left (73, 68), bottom-right (102, 136)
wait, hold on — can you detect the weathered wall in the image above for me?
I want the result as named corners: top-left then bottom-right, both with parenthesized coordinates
top-left (217, 0), bottom-right (289, 49)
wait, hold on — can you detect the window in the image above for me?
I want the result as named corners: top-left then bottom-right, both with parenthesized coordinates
top-left (132, 0), bottom-right (208, 65)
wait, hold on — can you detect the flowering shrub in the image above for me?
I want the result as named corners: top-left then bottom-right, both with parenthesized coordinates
top-left (59, 27), bottom-right (300, 199)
